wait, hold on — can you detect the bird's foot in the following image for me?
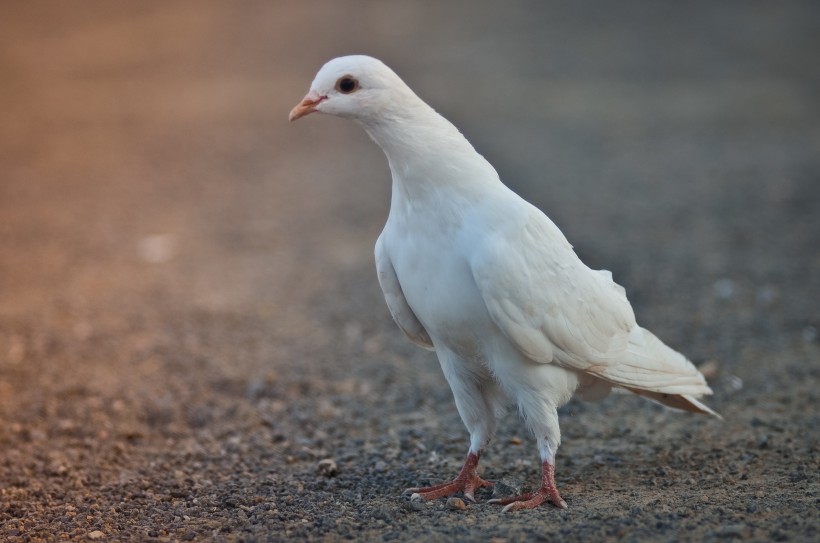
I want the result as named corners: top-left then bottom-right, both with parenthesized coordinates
top-left (405, 452), bottom-right (493, 502)
top-left (488, 487), bottom-right (567, 512)
top-left (488, 460), bottom-right (567, 511)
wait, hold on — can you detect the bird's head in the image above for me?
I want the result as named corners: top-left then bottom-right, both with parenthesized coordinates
top-left (289, 55), bottom-right (415, 123)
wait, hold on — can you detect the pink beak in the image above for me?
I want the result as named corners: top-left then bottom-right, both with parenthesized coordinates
top-left (289, 91), bottom-right (326, 122)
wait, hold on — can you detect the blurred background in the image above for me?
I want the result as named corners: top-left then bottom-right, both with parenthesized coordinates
top-left (0, 1), bottom-right (818, 541)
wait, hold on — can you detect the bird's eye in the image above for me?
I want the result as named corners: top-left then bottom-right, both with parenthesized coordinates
top-left (335, 76), bottom-right (360, 94)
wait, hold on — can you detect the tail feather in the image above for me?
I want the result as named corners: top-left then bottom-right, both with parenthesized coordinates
top-left (597, 326), bottom-right (720, 418)
top-left (624, 388), bottom-right (723, 419)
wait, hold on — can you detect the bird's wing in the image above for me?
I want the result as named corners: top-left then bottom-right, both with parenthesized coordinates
top-left (470, 204), bottom-right (636, 370)
top-left (375, 233), bottom-right (434, 350)
top-left (470, 204), bottom-right (714, 401)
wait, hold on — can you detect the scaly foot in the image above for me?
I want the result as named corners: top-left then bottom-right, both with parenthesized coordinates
top-left (488, 460), bottom-right (567, 511)
top-left (405, 452), bottom-right (493, 502)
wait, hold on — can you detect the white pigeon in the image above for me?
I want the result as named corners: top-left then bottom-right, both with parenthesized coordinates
top-left (290, 55), bottom-right (719, 511)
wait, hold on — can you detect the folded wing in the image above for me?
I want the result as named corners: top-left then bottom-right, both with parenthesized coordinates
top-left (470, 204), bottom-right (716, 414)
top-left (376, 233), bottom-right (434, 350)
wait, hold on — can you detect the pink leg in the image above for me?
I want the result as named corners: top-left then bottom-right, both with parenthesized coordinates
top-left (488, 459), bottom-right (567, 511)
top-left (405, 451), bottom-right (493, 502)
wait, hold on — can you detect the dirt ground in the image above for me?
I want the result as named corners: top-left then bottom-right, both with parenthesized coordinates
top-left (1, 2), bottom-right (818, 542)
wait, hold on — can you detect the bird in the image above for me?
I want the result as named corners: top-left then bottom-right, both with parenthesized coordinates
top-left (289, 55), bottom-right (719, 512)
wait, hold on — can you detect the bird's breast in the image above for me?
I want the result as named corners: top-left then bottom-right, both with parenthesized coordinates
top-left (384, 215), bottom-right (497, 356)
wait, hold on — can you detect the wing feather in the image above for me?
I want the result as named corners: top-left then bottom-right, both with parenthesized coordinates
top-left (470, 204), bottom-right (712, 400)
top-left (375, 233), bottom-right (434, 350)
top-left (471, 205), bottom-right (635, 371)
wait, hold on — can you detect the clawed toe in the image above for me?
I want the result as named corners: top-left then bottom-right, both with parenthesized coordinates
top-left (488, 460), bottom-right (567, 511)
top-left (489, 490), bottom-right (567, 511)
top-left (487, 491), bottom-right (535, 506)
top-left (405, 476), bottom-right (493, 502)
top-left (404, 480), bottom-right (456, 495)
top-left (405, 481), bottom-right (463, 501)
top-left (405, 451), bottom-right (492, 503)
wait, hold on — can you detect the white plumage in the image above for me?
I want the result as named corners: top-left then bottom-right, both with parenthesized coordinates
top-left (290, 55), bottom-right (718, 511)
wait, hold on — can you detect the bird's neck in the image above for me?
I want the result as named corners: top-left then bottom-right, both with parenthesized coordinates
top-left (358, 105), bottom-right (500, 208)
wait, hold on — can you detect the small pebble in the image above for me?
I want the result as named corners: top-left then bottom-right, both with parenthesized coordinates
top-left (87, 531), bottom-right (105, 540)
top-left (317, 458), bottom-right (337, 477)
top-left (446, 497), bottom-right (466, 510)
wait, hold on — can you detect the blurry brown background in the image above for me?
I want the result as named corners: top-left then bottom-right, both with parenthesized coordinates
top-left (1, 2), bottom-right (818, 541)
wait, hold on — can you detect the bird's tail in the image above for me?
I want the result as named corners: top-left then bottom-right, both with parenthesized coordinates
top-left (603, 326), bottom-right (721, 418)
top-left (623, 388), bottom-right (722, 418)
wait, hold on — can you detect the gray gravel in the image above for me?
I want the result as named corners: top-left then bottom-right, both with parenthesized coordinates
top-left (1, 2), bottom-right (818, 542)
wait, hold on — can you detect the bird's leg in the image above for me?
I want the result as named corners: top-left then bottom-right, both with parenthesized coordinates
top-left (405, 451), bottom-right (493, 502)
top-left (489, 440), bottom-right (567, 511)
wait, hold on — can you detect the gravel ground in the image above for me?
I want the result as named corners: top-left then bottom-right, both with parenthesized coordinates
top-left (1, 2), bottom-right (818, 542)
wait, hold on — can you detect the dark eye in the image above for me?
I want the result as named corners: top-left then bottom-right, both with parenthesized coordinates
top-left (335, 76), bottom-right (360, 94)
